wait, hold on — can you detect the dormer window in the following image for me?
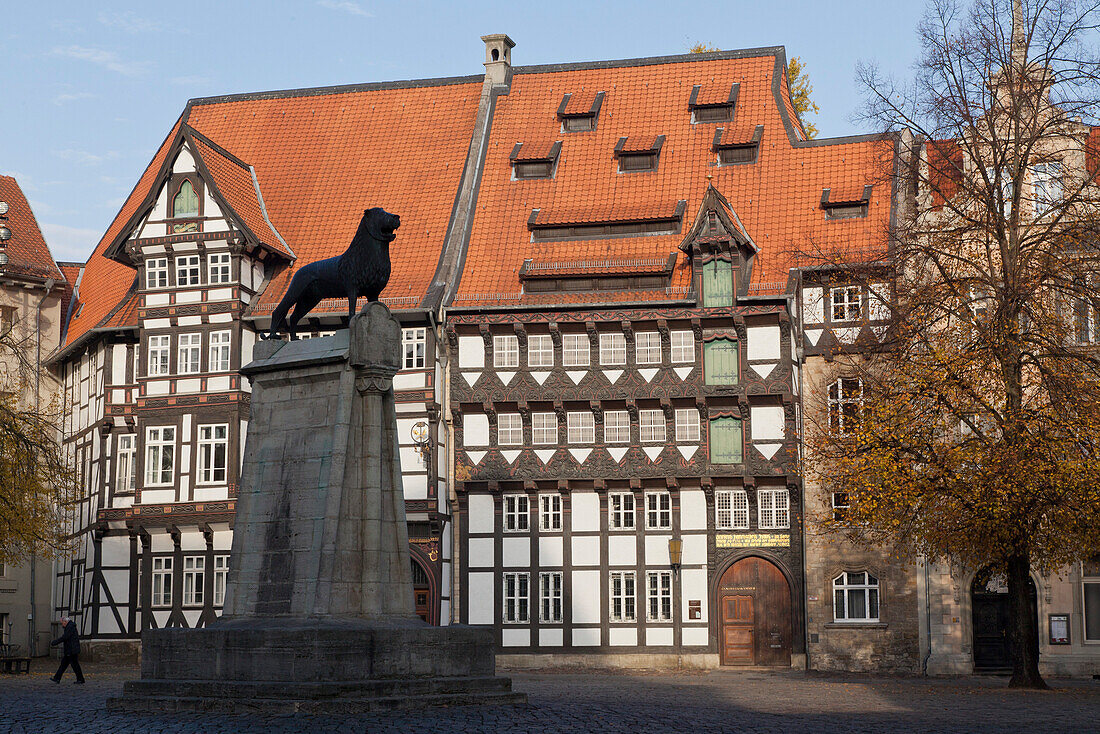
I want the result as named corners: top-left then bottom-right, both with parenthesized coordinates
top-left (713, 125), bottom-right (763, 166)
top-left (822, 186), bottom-right (873, 220)
top-left (169, 175), bottom-right (201, 234)
top-left (689, 83), bottom-right (739, 124)
top-left (510, 141), bottom-right (562, 180)
top-left (615, 136), bottom-right (665, 173)
top-left (527, 200), bottom-right (686, 242)
top-left (557, 91), bottom-right (605, 132)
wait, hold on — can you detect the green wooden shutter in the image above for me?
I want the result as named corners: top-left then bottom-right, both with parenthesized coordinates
top-left (702, 260), bottom-right (734, 307)
top-left (709, 417), bottom-right (743, 464)
top-left (703, 338), bottom-right (739, 385)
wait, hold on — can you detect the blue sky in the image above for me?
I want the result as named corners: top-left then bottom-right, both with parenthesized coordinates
top-left (1, 0), bottom-right (924, 262)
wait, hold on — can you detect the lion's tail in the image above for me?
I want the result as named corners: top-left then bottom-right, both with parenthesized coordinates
top-left (266, 271), bottom-right (306, 338)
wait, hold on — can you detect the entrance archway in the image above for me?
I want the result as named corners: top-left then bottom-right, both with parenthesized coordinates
top-left (410, 557), bottom-right (433, 624)
top-left (971, 568), bottom-right (1037, 670)
top-left (717, 557), bottom-right (792, 666)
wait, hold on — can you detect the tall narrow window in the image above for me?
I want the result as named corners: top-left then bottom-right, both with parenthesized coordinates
top-left (1031, 161), bottom-right (1062, 215)
top-left (609, 492), bottom-right (635, 530)
top-left (503, 572), bottom-right (530, 623)
top-left (402, 327), bottom-right (427, 369)
top-left (148, 335), bottom-right (170, 376)
top-left (209, 331), bottom-right (231, 372)
top-left (145, 426), bottom-right (176, 486)
top-left (639, 409), bottom-right (666, 443)
top-left (670, 330), bottom-right (695, 363)
top-left (116, 434), bottom-right (137, 494)
top-left (172, 179), bottom-right (199, 218)
top-left (703, 338), bottom-right (739, 384)
top-left (503, 494), bottom-right (529, 532)
top-left (146, 258), bottom-right (169, 289)
top-left (599, 332), bottom-right (626, 366)
top-left (828, 378), bottom-right (864, 434)
top-left (563, 333), bottom-right (590, 367)
top-left (531, 412), bottom-right (558, 445)
top-left (497, 413), bottom-right (523, 445)
top-left (494, 334), bottom-right (519, 368)
top-left (701, 259), bottom-right (734, 307)
top-left (176, 255), bottom-right (201, 287)
top-left (1084, 556), bottom-right (1100, 642)
top-left (645, 491), bottom-right (672, 529)
top-left (635, 332), bottom-right (661, 364)
top-left (208, 252), bottom-right (232, 284)
top-left (647, 571), bottom-right (673, 621)
top-left (567, 411), bottom-right (595, 444)
top-left (832, 491), bottom-right (851, 522)
top-left (527, 334), bottom-right (554, 367)
top-left (178, 333), bottom-right (201, 374)
top-left (610, 571), bottom-right (636, 622)
top-left (152, 557), bottom-right (173, 607)
top-left (709, 416), bottom-right (743, 464)
top-left (183, 556), bottom-right (205, 606)
top-left (539, 493), bottom-right (562, 531)
top-left (213, 555), bottom-right (229, 606)
top-left (603, 410), bottom-right (630, 443)
top-left (674, 409), bottom-right (700, 442)
top-left (197, 424), bottom-right (228, 484)
top-left (539, 571), bottom-right (563, 623)
top-left (833, 571), bottom-right (880, 622)
top-left (758, 488), bottom-right (790, 529)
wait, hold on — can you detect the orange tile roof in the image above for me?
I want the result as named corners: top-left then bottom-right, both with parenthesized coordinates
top-left (1087, 128), bottom-right (1100, 183)
top-left (531, 200), bottom-right (684, 226)
top-left (56, 262), bottom-right (82, 334)
top-left (522, 256), bottom-right (672, 278)
top-left (714, 124), bottom-right (763, 147)
top-left (926, 139), bottom-right (964, 210)
top-left (692, 82), bottom-right (738, 106)
top-left (0, 175), bottom-right (64, 282)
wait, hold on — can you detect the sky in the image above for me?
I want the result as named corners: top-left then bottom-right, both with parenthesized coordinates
top-left (0, 0), bottom-right (925, 263)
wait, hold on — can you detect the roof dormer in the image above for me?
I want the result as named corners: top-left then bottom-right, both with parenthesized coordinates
top-left (821, 185), bottom-right (873, 220)
top-left (509, 140), bottom-right (562, 180)
top-left (614, 135), bottom-right (665, 173)
top-left (557, 91), bottom-right (605, 132)
top-left (713, 125), bottom-right (763, 165)
top-left (689, 83), bottom-right (739, 123)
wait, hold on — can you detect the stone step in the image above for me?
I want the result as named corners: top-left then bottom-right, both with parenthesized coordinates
top-left (121, 675), bottom-right (513, 700)
top-left (107, 689), bottom-right (528, 715)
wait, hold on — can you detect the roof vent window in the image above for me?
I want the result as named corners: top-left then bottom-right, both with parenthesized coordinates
top-left (712, 125), bottom-right (763, 166)
top-left (528, 200), bottom-right (687, 242)
top-left (615, 135), bottom-right (665, 174)
top-left (510, 141), bottom-right (562, 180)
top-left (689, 83), bottom-right (739, 124)
top-left (821, 186), bottom-right (873, 220)
top-left (557, 91), bottom-right (605, 133)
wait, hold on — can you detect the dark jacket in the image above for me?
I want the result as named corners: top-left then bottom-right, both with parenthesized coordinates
top-left (51, 621), bottom-right (80, 657)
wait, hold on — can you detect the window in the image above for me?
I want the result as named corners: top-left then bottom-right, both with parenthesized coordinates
top-left (646, 492), bottom-right (672, 529)
top-left (618, 151), bottom-right (659, 172)
top-left (152, 557), bottom-right (172, 607)
top-left (703, 338), bottom-right (739, 384)
top-left (172, 179), bottom-right (199, 218)
top-left (610, 571), bottom-right (636, 622)
top-left (539, 494), bottom-right (562, 532)
top-left (719, 144), bottom-right (758, 165)
top-left (176, 255), bottom-right (201, 287)
top-left (146, 257), bottom-right (168, 289)
top-left (402, 328), bottom-right (426, 369)
top-left (715, 489), bottom-right (749, 529)
top-left (567, 411), bottom-right (594, 444)
top-left (828, 378), bottom-right (863, 434)
top-left (563, 333), bottom-right (590, 367)
top-left (639, 409), bottom-right (665, 443)
top-left (213, 555), bottom-right (229, 606)
top-left (209, 331), bottom-right (231, 372)
top-left (183, 556), bottom-right (205, 606)
top-left (603, 410), bottom-right (630, 443)
top-left (208, 252), bottom-right (232, 284)
top-left (178, 333), bottom-right (201, 374)
top-left (528, 334), bottom-right (554, 367)
top-left (758, 488), bottom-right (790, 530)
top-left (671, 330), bottom-right (694, 363)
top-left (1031, 161), bottom-right (1062, 215)
top-left (833, 571), bottom-right (880, 622)
top-left (145, 426), bottom-right (176, 485)
top-left (197, 424), bottom-right (228, 484)
top-left (148, 335), bottom-right (170, 376)
top-left (675, 409), bottom-right (699, 443)
top-left (532, 412), bottom-right (558, 445)
top-left (539, 571), bottom-right (563, 623)
top-left (987, 167), bottom-right (1015, 217)
top-left (647, 571), bottom-right (673, 622)
top-left (635, 332), bottom-right (661, 364)
top-left (494, 335), bottom-right (519, 368)
top-left (1084, 557), bottom-right (1100, 642)
top-left (503, 494), bottom-right (529, 532)
top-left (116, 434), bottom-right (137, 494)
top-left (702, 259), bottom-right (734, 307)
top-left (0, 613), bottom-right (7, 645)
top-left (831, 286), bottom-right (861, 321)
top-left (1074, 276), bottom-right (1099, 345)
top-left (497, 413), bottom-right (522, 446)
top-left (610, 492), bottom-right (635, 530)
top-left (709, 416), bottom-right (743, 464)
top-left (832, 492), bottom-right (851, 522)
top-left (503, 572), bottom-right (530, 623)
top-left (599, 332), bottom-right (626, 366)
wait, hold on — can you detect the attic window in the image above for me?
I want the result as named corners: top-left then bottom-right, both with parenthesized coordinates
top-left (520, 254), bottom-right (677, 293)
top-left (510, 141), bottom-right (562, 180)
top-left (528, 200), bottom-right (687, 242)
top-left (557, 91), bottom-right (605, 133)
top-left (615, 136), bottom-right (665, 173)
top-left (689, 83), bottom-right (739, 124)
top-left (822, 186), bottom-right (873, 220)
top-left (713, 125), bottom-right (763, 166)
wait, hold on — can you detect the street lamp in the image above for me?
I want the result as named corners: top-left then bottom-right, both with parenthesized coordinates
top-left (668, 537), bottom-right (683, 575)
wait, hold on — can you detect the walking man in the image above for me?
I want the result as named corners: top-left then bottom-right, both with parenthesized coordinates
top-left (50, 616), bottom-right (84, 684)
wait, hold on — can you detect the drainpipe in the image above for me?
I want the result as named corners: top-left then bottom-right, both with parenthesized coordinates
top-left (30, 278), bottom-right (56, 657)
top-left (437, 304), bottom-right (458, 623)
top-left (921, 555), bottom-right (932, 675)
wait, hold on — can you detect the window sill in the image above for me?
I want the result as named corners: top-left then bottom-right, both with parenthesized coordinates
top-left (823, 622), bottom-right (888, 630)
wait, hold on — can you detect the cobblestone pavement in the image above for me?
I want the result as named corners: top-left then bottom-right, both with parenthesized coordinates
top-left (1, 662), bottom-right (1098, 733)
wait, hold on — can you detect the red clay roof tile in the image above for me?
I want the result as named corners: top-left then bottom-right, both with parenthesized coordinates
top-left (0, 175), bottom-right (64, 282)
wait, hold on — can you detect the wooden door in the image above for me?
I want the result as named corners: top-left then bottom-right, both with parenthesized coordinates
top-left (722, 595), bottom-right (754, 664)
top-left (971, 570), bottom-right (1036, 670)
top-left (717, 557), bottom-right (792, 666)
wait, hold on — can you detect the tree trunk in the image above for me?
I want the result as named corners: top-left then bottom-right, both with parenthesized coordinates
top-left (1006, 553), bottom-right (1047, 689)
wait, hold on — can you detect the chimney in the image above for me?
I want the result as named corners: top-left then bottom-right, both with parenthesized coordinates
top-left (481, 34), bottom-right (515, 88)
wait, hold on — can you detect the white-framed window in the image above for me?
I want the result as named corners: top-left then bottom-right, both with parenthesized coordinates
top-left (503, 494), bottom-right (529, 532)
top-left (986, 166), bottom-right (1015, 217)
top-left (635, 331), bottom-right (661, 364)
top-left (1031, 161), bottom-right (1062, 216)
top-left (146, 257), bottom-right (169, 289)
top-left (645, 491), bottom-right (672, 529)
top-left (497, 413), bottom-right (523, 446)
top-left (503, 572), bottom-right (530, 623)
top-left (144, 426), bottom-right (176, 486)
top-left (402, 327), bottom-right (426, 369)
top-left (527, 334), bottom-right (554, 367)
top-left (831, 491), bottom-right (851, 522)
top-left (671, 330), bottom-right (695, 363)
top-left (177, 333), bottom-right (202, 374)
top-left (539, 571), bottom-right (563, 623)
top-left (647, 570), bottom-right (673, 622)
top-left (208, 252), bottom-right (232, 284)
top-left (610, 492), bottom-right (635, 530)
top-left (758, 488), bottom-right (790, 530)
top-left (116, 434), bottom-right (137, 493)
top-left (494, 334), bottom-right (519, 368)
top-left (176, 254), bottom-right (201, 287)
top-left (532, 412), bottom-right (558, 445)
top-left (833, 571), bottom-right (880, 622)
top-left (213, 555), bottom-right (229, 606)
top-left (152, 557), bottom-right (172, 607)
top-left (599, 332), bottom-right (626, 366)
top-left (209, 330), bottom-right (231, 372)
top-left (539, 493), bottom-right (562, 531)
top-left (183, 556), bottom-right (205, 606)
top-left (197, 424), bottom-right (228, 484)
top-left (674, 408), bottom-right (699, 442)
top-left (563, 333), bottom-right (590, 367)
top-left (831, 286), bottom-right (861, 321)
top-left (148, 335), bottom-right (170, 376)
top-left (603, 410), bottom-right (630, 443)
top-left (567, 411), bottom-right (595, 444)
top-left (715, 489), bottom-right (749, 530)
top-left (639, 409), bottom-right (666, 443)
top-left (610, 571), bottom-right (636, 622)
top-left (828, 378), bottom-right (863, 434)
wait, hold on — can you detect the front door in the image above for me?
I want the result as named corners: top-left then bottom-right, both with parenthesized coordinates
top-left (722, 595), bottom-right (754, 664)
top-left (971, 569), bottom-right (1036, 670)
top-left (717, 557), bottom-right (792, 666)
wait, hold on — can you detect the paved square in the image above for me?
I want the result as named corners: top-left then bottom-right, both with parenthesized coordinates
top-left (1, 663), bottom-right (1097, 733)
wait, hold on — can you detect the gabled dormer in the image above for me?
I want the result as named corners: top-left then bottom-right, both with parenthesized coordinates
top-left (679, 185), bottom-right (757, 307)
top-left (556, 91), bottom-right (605, 132)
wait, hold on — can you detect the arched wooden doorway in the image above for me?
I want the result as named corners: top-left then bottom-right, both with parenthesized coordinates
top-left (971, 568), bottom-right (1037, 670)
top-left (411, 557), bottom-right (433, 624)
top-left (717, 557), bottom-right (792, 666)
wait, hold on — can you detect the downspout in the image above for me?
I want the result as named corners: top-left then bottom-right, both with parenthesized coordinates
top-left (921, 556), bottom-right (932, 675)
top-left (436, 304), bottom-right (458, 623)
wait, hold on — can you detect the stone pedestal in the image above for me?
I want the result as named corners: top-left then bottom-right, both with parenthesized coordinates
top-left (109, 304), bottom-right (522, 713)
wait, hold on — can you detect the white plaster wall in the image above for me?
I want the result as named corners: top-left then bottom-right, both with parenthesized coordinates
top-left (608, 535), bottom-right (636, 566)
top-left (572, 628), bottom-right (601, 646)
top-left (747, 325), bottom-right (782, 361)
top-left (803, 287), bottom-right (824, 323)
top-left (467, 494), bottom-right (495, 534)
top-left (180, 530), bottom-right (205, 552)
top-left (680, 489), bottom-right (707, 531)
top-left (571, 570), bottom-right (601, 623)
top-left (570, 493), bottom-right (600, 532)
top-left (682, 534), bottom-right (707, 565)
top-left (468, 538), bottom-right (494, 567)
top-left (458, 336), bottom-right (484, 369)
top-left (501, 629), bottom-right (530, 647)
top-left (111, 345), bottom-right (127, 385)
top-left (539, 536), bottom-right (563, 567)
top-left (502, 537), bottom-right (530, 567)
top-left (682, 568), bottom-right (709, 622)
top-left (467, 572), bottom-right (494, 624)
top-left (539, 628), bottom-right (564, 646)
top-left (101, 536), bottom-right (130, 566)
top-left (462, 414), bottom-right (489, 446)
top-left (644, 534), bottom-right (672, 565)
top-left (571, 536), bottom-right (600, 566)
top-left (646, 628), bottom-right (674, 646)
top-left (609, 627), bottom-right (637, 646)
top-left (751, 405), bottom-right (785, 441)
top-left (150, 533), bottom-right (174, 552)
top-left (682, 627), bottom-right (709, 646)
top-left (173, 146), bottom-right (196, 173)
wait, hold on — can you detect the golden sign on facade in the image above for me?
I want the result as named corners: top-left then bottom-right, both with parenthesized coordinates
top-left (715, 533), bottom-right (789, 548)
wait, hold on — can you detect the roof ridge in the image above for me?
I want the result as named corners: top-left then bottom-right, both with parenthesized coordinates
top-left (186, 74), bottom-right (484, 107)
top-left (512, 46), bottom-right (786, 75)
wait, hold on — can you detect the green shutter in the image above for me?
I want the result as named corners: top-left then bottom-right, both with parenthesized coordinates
top-left (702, 260), bottom-right (734, 307)
top-left (173, 180), bottom-right (199, 217)
top-left (709, 417), bottom-right (743, 464)
top-left (704, 338), bottom-right (739, 385)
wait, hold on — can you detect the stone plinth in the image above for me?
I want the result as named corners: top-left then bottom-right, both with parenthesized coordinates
top-left (109, 304), bottom-right (522, 713)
